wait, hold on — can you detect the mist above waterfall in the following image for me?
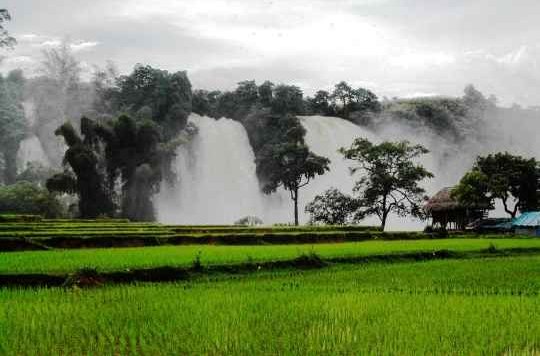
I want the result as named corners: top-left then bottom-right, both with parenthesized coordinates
top-left (156, 106), bottom-right (540, 230)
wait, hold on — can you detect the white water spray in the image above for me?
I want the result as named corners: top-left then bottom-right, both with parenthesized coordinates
top-left (157, 114), bottom-right (265, 224)
top-left (157, 111), bottom-right (540, 229)
top-left (17, 101), bottom-right (50, 172)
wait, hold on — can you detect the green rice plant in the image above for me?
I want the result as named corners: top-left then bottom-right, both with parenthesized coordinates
top-left (1, 257), bottom-right (540, 354)
top-left (2, 238), bottom-right (540, 274)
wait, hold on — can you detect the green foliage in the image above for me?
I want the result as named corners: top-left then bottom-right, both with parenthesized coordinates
top-left (258, 80), bottom-right (274, 107)
top-left (255, 119), bottom-right (330, 225)
top-left (48, 122), bottom-right (114, 218)
top-left (0, 71), bottom-right (27, 184)
top-left (0, 182), bottom-right (64, 218)
top-left (340, 138), bottom-right (433, 230)
top-left (113, 64), bottom-right (192, 139)
top-left (305, 188), bottom-right (359, 225)
top-left (324, 81), bottom-right (380, 121)
top-left (192, 89), bottom-right (222, 117)
top-left (95, 115), bottom-right (164, 221)
top-left (381, 97), bottom-right (469, 140)
top-left (271, 85), bottom-right (304, 115)
top-left (305, 90), bottom-right (334, 116)
top-left (454, 152), bottom-right (540, 217)
top-left (451, 170), bottom-right (493, 209)
top-left (0, 9), bottom-right (15, 48)
top-left (91, 64), bottom-right (194, 211)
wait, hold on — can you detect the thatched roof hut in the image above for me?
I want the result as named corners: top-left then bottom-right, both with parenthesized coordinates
top-left (425, 187), bottom-right (487, 230)
top-left (424, 187), bottom-right (459, 213)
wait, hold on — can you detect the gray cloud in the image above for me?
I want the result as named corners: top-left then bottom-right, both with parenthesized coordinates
top-left (1, 0), bottom-right (539, 106)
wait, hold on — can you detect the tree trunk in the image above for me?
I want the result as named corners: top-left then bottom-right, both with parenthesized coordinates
top-left (3, 148), bottom-right (18, 185)
top-left (502, 197), bottom-right (518, 218)
top-left (381, 212), bottom-right (388, 231)
top-left (380, 196), bottom-right (388, 231)
top-left (293, 187), bottom-right (299, 226)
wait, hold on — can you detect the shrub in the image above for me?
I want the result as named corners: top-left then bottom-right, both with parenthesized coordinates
top-left (234, 216), bottom-right (263, 226)
top-left (305, 188), bottom-right (359, 225)
top-left (0, 182), bottom-right (65, 218)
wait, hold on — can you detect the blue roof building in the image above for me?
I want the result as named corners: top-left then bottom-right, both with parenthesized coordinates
top-left (512, 212), bottom-right (540, 236)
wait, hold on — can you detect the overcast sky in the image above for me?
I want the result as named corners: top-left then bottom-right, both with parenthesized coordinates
top-left (2, 0), bottom-right (539, 106)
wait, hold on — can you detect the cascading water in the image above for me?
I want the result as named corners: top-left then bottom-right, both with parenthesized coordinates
top-left (17, 136), bottom-right (50, 171)
top-left (157, 112), bottom-right (540, 229)
top-left (17, 101), bottom-right (50, 171)
top-left (294, 116), bottom-right (377, 220)
top-left (298, 116), bottom-right (426, 229)
top-left (157, 114), bottom-right (435, 228)
top-left (156, 114), bottom-right (265, 224)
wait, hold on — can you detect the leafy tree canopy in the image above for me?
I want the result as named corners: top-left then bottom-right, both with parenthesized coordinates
top-left (0, 9), bottom-right (15, 49)
top-left (305, 188), bottom-right (359, 225)
top-left (340, 138), bottom-right (433, 230)
top-left (453, 152), bottom-right (539, 218)
top-left (113, 64), bottom-right (192, 139)
top-left (47, 121), bottom-right (114, 218)
top-left (0, 71), bottom-right (27, 184)
top-left (260, 137), bottom-right (330, 225)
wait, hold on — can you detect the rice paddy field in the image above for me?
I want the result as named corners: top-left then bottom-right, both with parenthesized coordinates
top-left (1, 218), bottom-right (540, 354)
top-left (2, 238), bottom-right (540, 274)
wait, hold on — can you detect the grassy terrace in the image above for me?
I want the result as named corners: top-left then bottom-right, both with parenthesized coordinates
top-left (2, 238), bottom-right (540, 274)
top-left (1, 218), bottom-right (537, 252)
top-left (2, 257), bottom-right (540, 354)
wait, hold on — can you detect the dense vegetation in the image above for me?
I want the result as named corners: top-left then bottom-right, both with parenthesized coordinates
top-left (0, 70), bottom-right (26, 184)
top-left (453, 152), bottom-right (540, 217)
top-left (0, 182), bottom-right (63, 218)
top-left (1, 10), bottom-right (539, 224)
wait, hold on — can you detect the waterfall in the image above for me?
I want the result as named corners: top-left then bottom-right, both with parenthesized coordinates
top-left (157, 112), bottom-right (539, 229)
top-left (17, 136), bottom-right (50, 172)
top-left (17, 101), bottom-right (50, 172)
top-left (157, 114), bottom-right (431, 228)
top-left (156, 114), bottom-right (265, 224)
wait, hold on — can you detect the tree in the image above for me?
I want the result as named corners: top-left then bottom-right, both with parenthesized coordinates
top-left (339, 138), bottom-right (433, 230)
top-left (454, 153), bottom-right (539, 218)
top-left (27, 41), bottom-right (89, 166)
top-left (271, 85), bottom-right (304, 115)
top-left (332, 81), bottom-right (353, 118)
top-left (307, 90), bottom-right (332, 115)
top-left (114, 64), bottom-right (192, 138)
top-left (260, 139), bottom-right (330, 225)
top-left (235, 80), bottom-right (259, 106)
top-left (0, 9), bottom-right (16, 49)
top-left (258, 81), bottom-right (274, 107)
top-left (305, 188), bottom-right (359, 225)
top-left (46, 122), bottom-right (114, 218)
top-left (192, 89), bottom-right (211, 116)
top-left (94, 115), bottom-right (164, 221)
top-left (451, 170), bottom-right (493, 210)
top-left (350, 88), bottom-right (381, 113)
top-left (0, 71), bottom-right (26, 184)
